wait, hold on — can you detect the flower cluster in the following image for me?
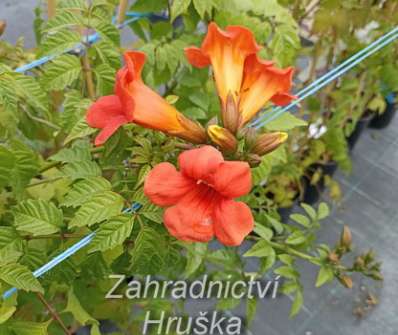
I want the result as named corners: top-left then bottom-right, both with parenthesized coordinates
top-left (86, 23), bottom-right (295, 246)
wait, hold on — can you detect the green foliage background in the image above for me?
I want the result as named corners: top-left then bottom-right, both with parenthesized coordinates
top-left (0, 0), bottom-right (395, 333)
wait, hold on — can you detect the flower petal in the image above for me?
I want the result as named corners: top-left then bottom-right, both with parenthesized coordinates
top-left (271, 92), bottom-right (296, 106)
top-left (116, 51), bottom-right (206, 144)
top-left (94, 115), bottom-right (128, 146)
top-left (239, 54), bottom-right (295, 125)
top-left (86, 95), bottom-right (129, 146)
top-left (178, 145), bottom-right (224, 183)
top-left (144, 162), bottom-right (195, 207)
top-left (213, 199), bottom-right (254, 246)
top-left (213, 161), bottom-right (252, 198)
top-left (86, 95), bottom-right (123, 128)
top-left (189, 22), bottom-right (261, 106)
top-left (163, 184), bottom-right (218, 243)
top-left (184, 46), bottom-right (211, 68)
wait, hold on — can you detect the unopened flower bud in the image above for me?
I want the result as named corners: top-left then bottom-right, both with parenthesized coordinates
top-left (207, 125), bottom-right (238, 152)
top-left (240, 127), bottom-right (257, 148)
top-left (354, 256), bottom-right (365, 269)
top-left (247, 153), bottom-right (262, 167)
top-left (176, 114), bottom-right (207, 144)
top-left (328, 252), bottom-right (340, 263)
top-left (0, 20), bottom-right (6, 37)
top-left (340, 226), bottom-right (352, 249)
top-left (251, 132), bottom-right (288, 156)
top-left (222, 93), bottom-right (241, 134)
top-left (369, 272), bottom-right (383, 281)
top-left (338, 275), bottom-right (353, 289)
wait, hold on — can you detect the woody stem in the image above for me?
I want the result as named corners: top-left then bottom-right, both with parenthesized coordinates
top-left (117, 0), bottom-right (129, 25)
top-left (47, 0), bottom-right (56, 19)
top-left (36, 293), bottom-right (71, 335)
top-left (81, 52), bottom-right (96, 100)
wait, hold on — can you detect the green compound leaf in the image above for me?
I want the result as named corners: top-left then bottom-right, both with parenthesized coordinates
top-left (0, 263), bottom-right (43, 293)
top-left (62, 176), bottom-right (112, 208)
top-left (64, 287), bottom-right (99, 326)
top-left (89, 214), bottom-right (135, 253)
top-left (41, 54), bottom-right (82, 91)
top-left (62, 160), bottom-right (102, 180)
top-left (69, 191), bottom-right (124, 228)
top-left (13, 199), bottom-right (63, 236)
top-left (6, 320), bottom-right (51, 335)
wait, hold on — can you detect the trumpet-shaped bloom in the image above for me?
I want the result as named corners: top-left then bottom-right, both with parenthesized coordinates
top-left (86, 51), bottom-right (206, 146)
top-left (144, 146), bottom-right (254, 246)
top-left (185, 22), bottom-right (260, 107)
top-left (185, 23), bottom-right (295, 127)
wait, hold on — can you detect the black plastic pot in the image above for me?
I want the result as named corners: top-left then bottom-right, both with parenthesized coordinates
top-left (369, 96), bottom-right (396, 129)
top-left (278, 206), bottom-right (293, 222)
top-left (321, 160), bottom-right (338, 177)
top-left (301, 161), bottom-right (338, 205)
top-left (347, 114), bottom-right (372, 151)
top-left (301, 175), bottom-right (321, 205)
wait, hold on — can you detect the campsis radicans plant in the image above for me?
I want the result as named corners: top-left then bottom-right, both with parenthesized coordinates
top-left (86, 23), bottom-right (296, 245)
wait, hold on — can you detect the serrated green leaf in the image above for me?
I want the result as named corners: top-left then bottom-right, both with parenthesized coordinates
top-left (170, 0), bottom-right (191, 21)
top-left (62, 176), bottom-right (112, 207)
top-left (13, 73), bottom-right (49, 115)
top-left (193, 0), bottom-right (210, 18)
top-left (183, 242), bottom-right (207, 277)
top-left (0, 263), bottom-right (43, 293)
top-left (41, 54), bottom-right (81, 91)
top-left (0, 306), bottom-right (16, 324)
top-left (315, 266), bottom-right (334, 287)
top-left (246, 298), bottom-right (257, 326)
top-left (40, 29), bottom-right (81, 56)
top-left (50, 142), bottom-right (91, 163)
top-left (13, 199), bottom-right (63, 236)
top-left (89, 215), bottom-right (135, 253)
top-left (130, 227), bottom-right (166, 275)
top-left (45, 10), bottom-right (83, 32)
top-left (6, 141), bottom-right (39, 196)
top-left (69, 191), bottom-right (124, 228)
top-left (289, 213), bottom-right (311, 227)
top-left (244, 240), bottom-right (274, 258)
top-left (65, 287), bottom-right (98, 326)
top-left (264, 112), bottom-right (307, 131)
top-left (7, 320), bottom-right (51, 335)
top-left (285, 231), bottom-right (307, 245)
top-left (300, 203), bottom-right (317, 220)
top-left (290, 290), bottom-right (303, 317)
top-left (94, 63), bottom-right (116, 96)
top-left (317, 202), bottom-right (330, 220)
top-left (64, 118), bottom-right (97, 144)
top-left (0, 146), bottom-right (15, 189)
top-left (0, 227), bottom-right (23, 266)
top-left (253, 223), bottom-right (273, 241)
top-left (274, 266), bottom-right (298, 280)
top-left (62, 160), bottom-right (101, 180)
top-left (61, 91), bottom-right (92, 132)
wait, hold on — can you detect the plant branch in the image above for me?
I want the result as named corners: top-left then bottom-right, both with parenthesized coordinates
top-left (36, 292), bottom-right (71, 335)
top-left (117, 0), bottom-right (129, 25)
top-left (26, 176), bottom-right (64, 188)
top-left (47, 0), bottom-right (57, 19)
top-left (81, 52), bottom-right (96, 100)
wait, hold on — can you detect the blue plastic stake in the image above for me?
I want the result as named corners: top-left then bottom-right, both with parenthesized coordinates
top-left (250, 26), bottom-right (398, 128)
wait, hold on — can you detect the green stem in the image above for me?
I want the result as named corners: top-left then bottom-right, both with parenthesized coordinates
top-left (39, 146), bottom-right (104, 173)
top-left (247, 235), bottom-right (320, 264)
top-left (26, 176), bottom-right (64, 188)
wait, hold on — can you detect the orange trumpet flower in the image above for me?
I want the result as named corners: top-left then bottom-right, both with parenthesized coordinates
top-left (185, 22), bottom-right (295, 128)
top-left (86, 51), bottom-right (206, 146)
top-left (144, 146), bottom-right (254, 246)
